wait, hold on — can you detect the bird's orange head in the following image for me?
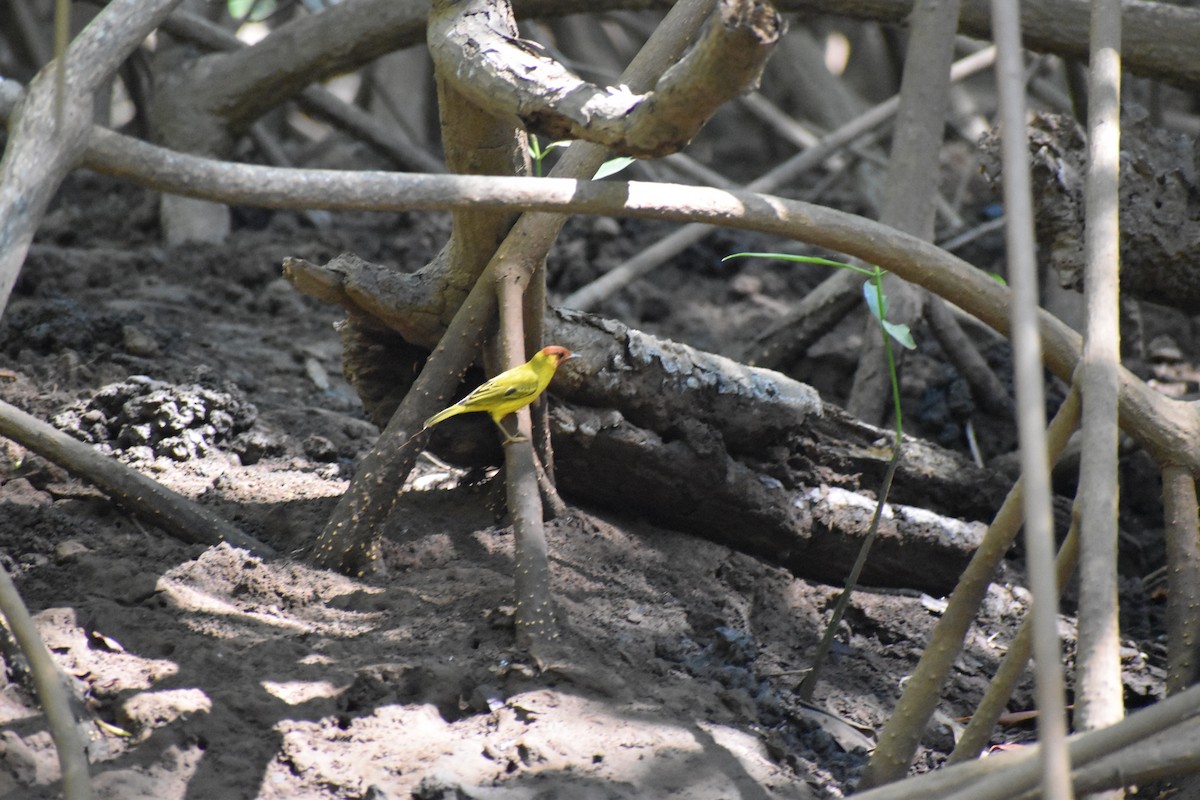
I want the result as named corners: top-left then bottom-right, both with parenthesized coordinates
top-left (538, 345), bottom-right (578, 367)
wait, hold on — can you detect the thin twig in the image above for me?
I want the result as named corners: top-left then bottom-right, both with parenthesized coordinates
top-left (561, 45), bottom-right (997, 312)
top-left (798, 443), bottom-right (902, 701)
top-left (990, 1), bottom-right (1073, 794)
top-left (0, 565), bottom-right (91, 800)
top-left (1164, 466), bottom-right (1200, 694)
top-left (950, 498), bottom-right (1082, 763)
top-left (43, 128), bottom-right (1200, 471)
top-left (1074, 0), bottom-right (1124, 753)
top-left (858, 385), bottom-right (1081, 786)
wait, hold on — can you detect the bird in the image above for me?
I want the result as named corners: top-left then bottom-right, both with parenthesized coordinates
top-left (422, 345), bottom-right (579, 445)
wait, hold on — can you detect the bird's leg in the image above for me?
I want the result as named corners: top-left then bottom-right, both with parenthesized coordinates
top-left (494, 416), bottom-right (528, 445)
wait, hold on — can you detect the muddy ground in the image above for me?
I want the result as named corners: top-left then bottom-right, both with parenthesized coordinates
top-left (0, 169), bottom-right (1173, 799)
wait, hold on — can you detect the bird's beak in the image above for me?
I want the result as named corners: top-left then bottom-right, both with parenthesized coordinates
top-left (564, 352), bottom-right (581, 361)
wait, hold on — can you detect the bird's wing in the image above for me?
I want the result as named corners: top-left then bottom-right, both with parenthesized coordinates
top-left (460, 367), bottom-right (540, 408)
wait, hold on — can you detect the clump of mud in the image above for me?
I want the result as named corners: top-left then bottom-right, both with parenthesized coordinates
top-left (51, 376), bottom-right (262, 463)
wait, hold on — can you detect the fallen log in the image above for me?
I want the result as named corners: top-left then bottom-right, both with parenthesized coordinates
top-left (286, 253), bottom-right (1009, 593)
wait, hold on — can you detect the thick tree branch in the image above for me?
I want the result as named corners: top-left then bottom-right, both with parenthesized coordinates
top-left (158, 10), bottom-right (443, 173)
top-left (152, 0), bottom-right (1200, 147)
top-left (429, 0), bottom-right (782, 158)
top-left (309, 0), bottom-right (731, 576)
top-left (70, 131), bottom-right (1200, 476)
top-left (1074, 0), bottom-right (1124, 743)
top-left (1164, 466), bottom-right (1200, 694)
top-left (496, 277), bottom-right (558, 659)
top-left (788, 0), bottom-right (1200, 92)
top-left (846, 0), bottom-right (959, 423)
top-left (0, 0), bottom-right (182, 319)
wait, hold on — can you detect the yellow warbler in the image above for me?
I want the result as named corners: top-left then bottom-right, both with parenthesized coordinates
top-left (422, 345), bottom-right (579, 444)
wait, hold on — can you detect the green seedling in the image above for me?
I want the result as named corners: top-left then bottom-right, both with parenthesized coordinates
top-left (528, 135), bottom-right (637, 180)
top-left (527, 135), bottom-right (570, 178)
top-left (724, 250), bottom-right (914, 700)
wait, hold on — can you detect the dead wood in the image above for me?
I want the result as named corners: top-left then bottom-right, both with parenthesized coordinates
top-left (71, 124), bottom-right (1200, 472)
top-left (788, 0), bottom-right (1200, 92)
top-left (286, 254), bottom-right (1007, 594)
top-left (428, 0), bottom-right (782, 158)
top-left (553, 403), bottom-right (990, 593)
top-left (148, 0), bottom-right (1200, 157)
top-left (845, 0), bottom-right (957, 423)
top-left (158, 11), bottom-right (443, 174)
top-left (984, 113), bottom-right (1200, 313)
top-left (0, 0), bottom-right (181, 319)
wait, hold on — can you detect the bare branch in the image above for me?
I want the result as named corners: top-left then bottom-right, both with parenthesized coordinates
top-left (853, 682), bottom-right (1200, 800)
top-left (0, 0), bottom-right (182, 319)
top-left (950, 499), bottom-right (1082, 763)
top-left (858, 386), bottom-right (1081, 787)
top-left (787, 0), bottom-right (1200, 92)
top-left (65, 130), bottom-right (1200, 474)
top-left (0, 565), bottom-right (91, 800)
top-left (428, 0), bottom-right (782, 158)
top-left (986, 1), bottom-right (1072, 795)
top-left (1074, 0), bottom-right (1125, 748)
top-left (846, 0), bottom-right (960, 423)
top-left (1164, 466), bottom-right (1200, 694)
top-left (158, 10), bottom-right (443, 173)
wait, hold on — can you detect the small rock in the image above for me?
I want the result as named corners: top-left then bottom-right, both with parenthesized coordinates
top-left (121, 325), bottom-right (160, 357)
top-left (113, 571), bottom-right (162, 606)
top-left (412, 771), bottom-right (475, 800)
top-left (0, 478), bottom-right (51, 506)
top-left (730, 273), bottom-right (763, 297)
top-left (303, 435), bottom-right (338, 462)
top-left (1148, 334), bottom-right (1183, 363)
top-left (54, 540), bottom-right (90, 562)
top-left (589, 217), bottom-right (621, 239)
top-left (119, 688), bottom-right (212, 735)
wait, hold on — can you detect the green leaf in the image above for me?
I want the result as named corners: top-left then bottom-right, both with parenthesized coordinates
top-left (862, 281), bottom-right (916, 349)
top-left (594, 156), bottom-right (636, 180)
top-left (882, 320), bottom-right (917, 350)
top-left (987, 271), bottom-right (1008, 286)
top-left (227, 0), bottom-right (277, 22)
top-left (723, 252), bottom-right (876, 276)
top-left (862, 280), bottom-right (887, 321)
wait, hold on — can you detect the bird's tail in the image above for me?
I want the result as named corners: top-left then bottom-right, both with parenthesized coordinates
top-left (423, 404), bottom-right (465, 430)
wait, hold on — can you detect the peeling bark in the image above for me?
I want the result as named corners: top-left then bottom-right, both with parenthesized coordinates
top-left (982, 113), bottom-right (1200, 312)
top-left (428, 0), bottom-right (782, 158)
